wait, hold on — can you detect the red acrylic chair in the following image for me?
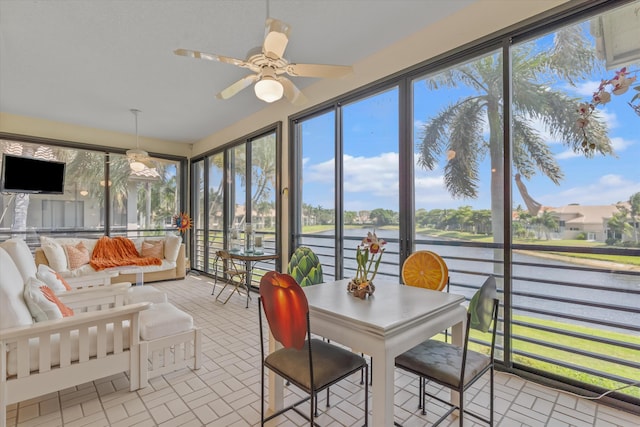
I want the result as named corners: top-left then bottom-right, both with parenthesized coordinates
top-left (258, 271), bottom-right (369, 425)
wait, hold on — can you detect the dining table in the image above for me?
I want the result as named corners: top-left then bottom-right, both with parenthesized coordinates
top-left (267, 279), bottom-right (467, 427)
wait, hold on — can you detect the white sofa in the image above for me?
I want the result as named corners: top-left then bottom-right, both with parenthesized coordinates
top-left (0, 238), bottom-right (201, 427)
top-left (34, 235), bottom-right (186, 284)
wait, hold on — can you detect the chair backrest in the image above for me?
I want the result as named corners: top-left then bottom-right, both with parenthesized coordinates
top-left (468, 275), bottom-right (497, 333)
top-left (287, 246), bottom-right (323, 287)
top-left (460, 275), bottom-right (499, 387)
top-left (401, 250), bottom-right (449, 291)
top-left (216, 250), bottom-right (231, 261)
top-left (259, 271), bottom-right (309, 350)
top-left (214, 250), bottom-right (246, 281)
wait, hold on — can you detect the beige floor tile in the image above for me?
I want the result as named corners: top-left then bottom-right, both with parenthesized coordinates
top-left (5, 274), bottom-right (640, 426)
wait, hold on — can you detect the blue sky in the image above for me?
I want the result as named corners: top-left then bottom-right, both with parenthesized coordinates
top-left (301, 23), bottom-right (640, 214)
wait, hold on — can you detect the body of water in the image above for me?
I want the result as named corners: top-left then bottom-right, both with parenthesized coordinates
top-left (299, 228), bottom-right (640, 334)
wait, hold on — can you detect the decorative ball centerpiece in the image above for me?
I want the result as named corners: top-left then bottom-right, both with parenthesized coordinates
top-left (347, 231), bottom-right (386, 299)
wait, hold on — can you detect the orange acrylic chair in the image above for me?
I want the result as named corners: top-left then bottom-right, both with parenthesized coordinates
top-left (258, 271), bottom-right (369, 425)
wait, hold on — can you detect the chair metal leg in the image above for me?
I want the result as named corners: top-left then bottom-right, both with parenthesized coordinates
top-left (490, 366), bottom-right (494, 426)
top-left (360, 354), bottom-right (373, 385)
top-left (420, 377), bottom-right (426, 415)
top-left (326, 387), bottom-right (330, 407)
top-left (458, 384), bottom-right (464, 427)
top-left (216, 281), bottom-right (241, 304)
top-left (363, 364), bottom-right (369, 427)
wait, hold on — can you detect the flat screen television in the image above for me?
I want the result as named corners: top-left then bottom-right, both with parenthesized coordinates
top-left (0, 153), bottom-right (66, 194)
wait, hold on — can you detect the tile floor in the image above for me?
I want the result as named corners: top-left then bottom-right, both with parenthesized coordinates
top-left (6, 273), bottom-right (640, 426)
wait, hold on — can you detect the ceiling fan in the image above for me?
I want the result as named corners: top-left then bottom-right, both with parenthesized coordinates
top-left (174, 17), bottom-right (353, 105)
top-left (126, 109), bottom-right (154, 172)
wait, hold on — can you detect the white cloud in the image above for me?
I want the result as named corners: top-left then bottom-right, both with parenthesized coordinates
top-left (343, 152), bottom-right (399, 197)
top-left (610, 136), bottom-right (634, 152)
top-left (572, 80), bottom-right (600, 97)
top-left (589, 108), bottom-right (620, 130)
top-left (306, 151), bottom-right (454, 208)
top-left (555, 136), bottom-right (634, 160)
top-left (304, 158), bottom-right (335, 183)
top-left (540, 174), bottom-right (640, 206)
top-left (555, 149), bottom-right (582, 160)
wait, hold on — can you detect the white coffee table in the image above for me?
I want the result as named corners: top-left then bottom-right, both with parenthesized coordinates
top-left (106, 265), bottom-right (144, 286)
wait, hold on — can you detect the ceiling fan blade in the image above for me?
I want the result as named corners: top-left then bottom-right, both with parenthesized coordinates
top-left (174, 48), bottom-right (249, 68)
top-left (285, 63), bottom-right (353, 78)
top-left (280, 77), bottom-right (307, 106)
top-left (216, 74), bottom-right (259, 100)
top-left (262, 18), bottom-right (290, 59)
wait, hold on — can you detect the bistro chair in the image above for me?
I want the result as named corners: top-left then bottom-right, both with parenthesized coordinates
top-left (286, 246), bottom-right (327, 409)
top-left (402, 250), bottom-right (450, 291)
top-left (258, 271), bottom-right (369, 426)
top-left (402, 250), bottom-right (451, 340)
top-left (394, 275), bottom-right (499, 426)
top-left (213, 250), bottom-right (248, 304)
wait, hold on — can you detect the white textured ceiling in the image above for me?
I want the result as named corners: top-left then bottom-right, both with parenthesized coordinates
top-left (0, 0), bottom-right (476, 144)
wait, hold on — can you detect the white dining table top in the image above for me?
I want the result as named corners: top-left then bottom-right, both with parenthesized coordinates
top-left (302, 279), bottom-right (465, 338)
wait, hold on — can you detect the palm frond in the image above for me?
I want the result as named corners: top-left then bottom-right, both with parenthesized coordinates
top-left (547, 25), bottom-right (602, 85)
top-left (443, 99), bottom-right (485, 198)
top-left (512, 117), bottom-right (563, 184)
top-left (417, 103), bottom-right (459, 170)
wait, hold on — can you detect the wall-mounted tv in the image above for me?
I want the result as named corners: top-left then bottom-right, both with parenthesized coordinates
top-left (0, 153), bottom-right (66, 194)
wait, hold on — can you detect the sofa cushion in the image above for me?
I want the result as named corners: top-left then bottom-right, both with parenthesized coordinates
top-left (141, 240), bottom-right (164, 258)
top-left (139, 302), bottom-right (193, 341)
top-left (0, 247), bottom-right (34, 329)
top-left (40, 236), bottom-right (69, 272)
top-left (23, 278), bottom-right (64, 322)
top-left (64, 241), bottom-right (91, 269)
top-left (126, 286), bottom-right (168, 305)
top-left (0, 237), bottom-right (37, 282)
top-left (40, 285), bottom-right (74, 317)
top-left (37, 264), bottom-right (72, 293)
top-left (164, 235), bottom-right (181, 263)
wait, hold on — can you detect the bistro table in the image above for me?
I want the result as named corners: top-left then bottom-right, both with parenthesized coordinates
top-left (267, 279), bottom-right (466, 427)
top-left (226, 250), bottom-right (279, 308)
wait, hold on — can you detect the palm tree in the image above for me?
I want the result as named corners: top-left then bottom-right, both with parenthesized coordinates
top-left (607, 208), bottom-right (633, 243)
top-left (629, 192), bottom-right (640, 244)
top-left (416, 25), bottom-right (613, 244)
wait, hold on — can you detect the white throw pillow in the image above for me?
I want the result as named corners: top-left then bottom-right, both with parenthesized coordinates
top-left (164, 234), bottom-right (181, 262)
top-left (0, 237), bottom-right (37, 282)
top-left (0, 247), bottom-right (34, 329)
top-left (23, 278), bottom-right (63, 322)
top-left (40, 236), bottom-right (69, 272)
top-left (36, 264), bottom-right (72, 293)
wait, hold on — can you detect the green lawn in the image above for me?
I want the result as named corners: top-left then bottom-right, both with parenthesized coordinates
top-left (468, 314), bottom-right (640, 398)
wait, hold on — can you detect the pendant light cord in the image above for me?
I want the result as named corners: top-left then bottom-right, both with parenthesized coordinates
top-left (131, 108), bottom-right (141, 148)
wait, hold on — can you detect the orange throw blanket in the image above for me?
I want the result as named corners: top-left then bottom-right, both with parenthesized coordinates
top-left (90, 236), bottom-right (162, 271)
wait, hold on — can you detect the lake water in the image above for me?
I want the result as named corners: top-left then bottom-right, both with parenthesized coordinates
top-left (299, 228), bottom-right (640, 334)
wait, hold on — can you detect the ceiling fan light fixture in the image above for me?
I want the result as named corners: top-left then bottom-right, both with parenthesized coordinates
top-left (129, 160), bottom-right (146, 172)
top-left (254, 76), bottom-right (284, 103)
